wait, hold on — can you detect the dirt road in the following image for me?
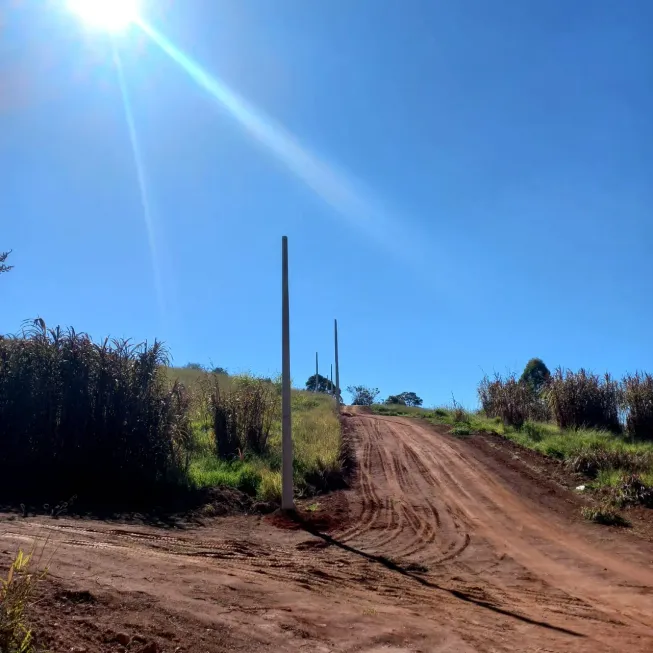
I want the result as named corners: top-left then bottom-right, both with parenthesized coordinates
top-left (2, 410), bottom-right (653, 652)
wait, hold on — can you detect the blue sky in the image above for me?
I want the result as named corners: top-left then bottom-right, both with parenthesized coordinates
top-left (1, 0), bottom-right (652, 407)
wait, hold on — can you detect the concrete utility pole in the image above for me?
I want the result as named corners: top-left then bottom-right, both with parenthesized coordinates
top-left (334, 319), bottom-right (340, 407)
top-left (315, 351), bottom-right (319, 392)
top-left (281, 236), bottom-right (294, 511)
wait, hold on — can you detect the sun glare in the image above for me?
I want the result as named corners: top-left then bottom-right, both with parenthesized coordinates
top-left (67, 0), bottom-right (139, 32)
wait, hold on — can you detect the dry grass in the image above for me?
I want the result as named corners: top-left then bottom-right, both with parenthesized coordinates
top-left (478, 374), bottom-right (548, 427)
top-left (547, 368), bottom-right (621, 433)
top-left (581, 505), bottom-right (630, 527)
top-left (622, 372), bottom-right (653, 440)
top-left (0, 545), bottom-right (49, 653)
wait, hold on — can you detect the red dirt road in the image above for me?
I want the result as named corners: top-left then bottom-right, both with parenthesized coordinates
top-left (2, 410), bottom-right (653, 652)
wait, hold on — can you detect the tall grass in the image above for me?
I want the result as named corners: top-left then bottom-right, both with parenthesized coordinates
top-left (478, 373), bottom-right (547, 428)
top-left (547, 368), bottom-right (621, 433)
top-left (0, 546), bottom-right (49, 653)
top-left (0, 321), bottom-right (191, 503)
top-left (622, 373), bottom-right (653, 440)
top-left (188, 384), bottom-right (343, 503)
top-left (210, 375), bottom-right (279, 459)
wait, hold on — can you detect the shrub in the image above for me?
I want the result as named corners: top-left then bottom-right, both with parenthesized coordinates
top-left (0, 321), bottom-right (191, 503)
top-left (581, 505), bottom-right (630, 527)
top-left (478, 374), bottom-right (540, 429)
top-left (611, 474), bottom-right (653, 508)
top-left (347, 385), bottom-right (380, 406)
top-left (622, 373), bottom-right (653, 440)
top-left (210, 375), bottom-right (279, 460)
top-left (547, 368), bottom-right (621, 432)
top-left (0, 548), bottom-right (46, 653)
top-left (451, 425), bottom-right (471, 436)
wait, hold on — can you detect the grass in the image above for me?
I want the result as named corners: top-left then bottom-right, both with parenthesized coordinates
top-left (0, 547), bottom-right (48, 653)
top-left (187, 386), bottom-right (342, 503)
top-left (581, 505), bottom-right (630, 527)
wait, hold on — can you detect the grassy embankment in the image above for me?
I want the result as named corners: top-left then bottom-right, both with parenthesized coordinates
top-left (168, 367), bottom-right (342, 503)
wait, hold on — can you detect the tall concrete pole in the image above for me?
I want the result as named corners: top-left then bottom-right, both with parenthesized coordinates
top-left (334, 319), bottom-right (340, 407)
top-left (281, 237), bottom-right (294, 511)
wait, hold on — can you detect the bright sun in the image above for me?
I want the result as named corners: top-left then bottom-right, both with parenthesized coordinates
top-left (67, 0), bottom-right (139, 32)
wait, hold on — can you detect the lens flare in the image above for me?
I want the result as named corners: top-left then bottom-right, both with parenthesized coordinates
top-left (68, 0), bottom-right (139, 32)
top-left (113, 46), bottom-right (165, 315)
top-left (134, 19), bottom-right (419, 257)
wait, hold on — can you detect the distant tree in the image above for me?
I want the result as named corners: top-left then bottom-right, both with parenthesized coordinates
top-left (385, 391), bottom-right (423, 407)
top-left (520, 358), bottom-right (551, 394)
top-left (0, 250), bottom-right (12, 275)
top-left (212, 366), bottom-right (229, 375)
top-left (184, 362), bottom-right (204, 371)
top-left (306, 373), bottom-right (336, 394)
top-left (347, 385), bottom-right (380, 406)
top-left (399, 391), bottom-right (423, 407)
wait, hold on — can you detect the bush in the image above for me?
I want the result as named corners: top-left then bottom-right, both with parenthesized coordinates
top-left (581, 505), bottom-right (630, 527)
top-left (210, 375), bottom-right (279, 460)
top-left (547, 368), bottom-right (621, 432)
top-left (478, 374), bottom-right (541, 429)
top-left (347, 385), bottom-right (380, 406)
top-left (0, 321), bottom-right (191, 503)
top-left (612, 474), bottom-right (653, 508)
top-left (623, 373), bottom-right (653, 440)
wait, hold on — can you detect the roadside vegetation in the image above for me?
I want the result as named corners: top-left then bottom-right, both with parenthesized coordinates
top-left (0, 320), bottom-right (343, 510)
top-left (0, 546), bottom-right (48, 653)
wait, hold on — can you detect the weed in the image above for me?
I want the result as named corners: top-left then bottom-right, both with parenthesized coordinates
top-left (0, 547), bottom-right (47, 653)
top-left (451, 396), bottom-right (468, 424)
top-left (581, 505), bottom-right (630, 527)
top-left (451, 425), bottom-right (471, 436)
top-left (258, 471), bottom-right (282, 502)
top-left (598, 473), bottom-right (653, 508)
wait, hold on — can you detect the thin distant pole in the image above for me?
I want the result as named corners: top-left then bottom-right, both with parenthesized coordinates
top-left (281, 236), bottom-right (294, 511)
top-left (334, 319), bottom-right (340, 408)
top-left (315, 351), bottom-right (319, 392)
top-left (330, 364), bottom-right (333, 395)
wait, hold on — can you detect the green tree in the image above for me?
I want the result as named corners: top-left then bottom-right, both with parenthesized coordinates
top-left (399, 391), bottom-right (423, 407)
top-left (0, 250), bottom-right (12, 275)
top-left (347, 385), bottom-right (380, 406)
top-left (385, 391), bottom-right (423, 407)
top-left (520, 358), bottom-right (551, 394)
top-left (306, 373), bottom-right (336, 394)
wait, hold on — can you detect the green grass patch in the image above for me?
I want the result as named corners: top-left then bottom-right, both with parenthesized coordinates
top-left (188, 387), bottom-right (342, 504)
